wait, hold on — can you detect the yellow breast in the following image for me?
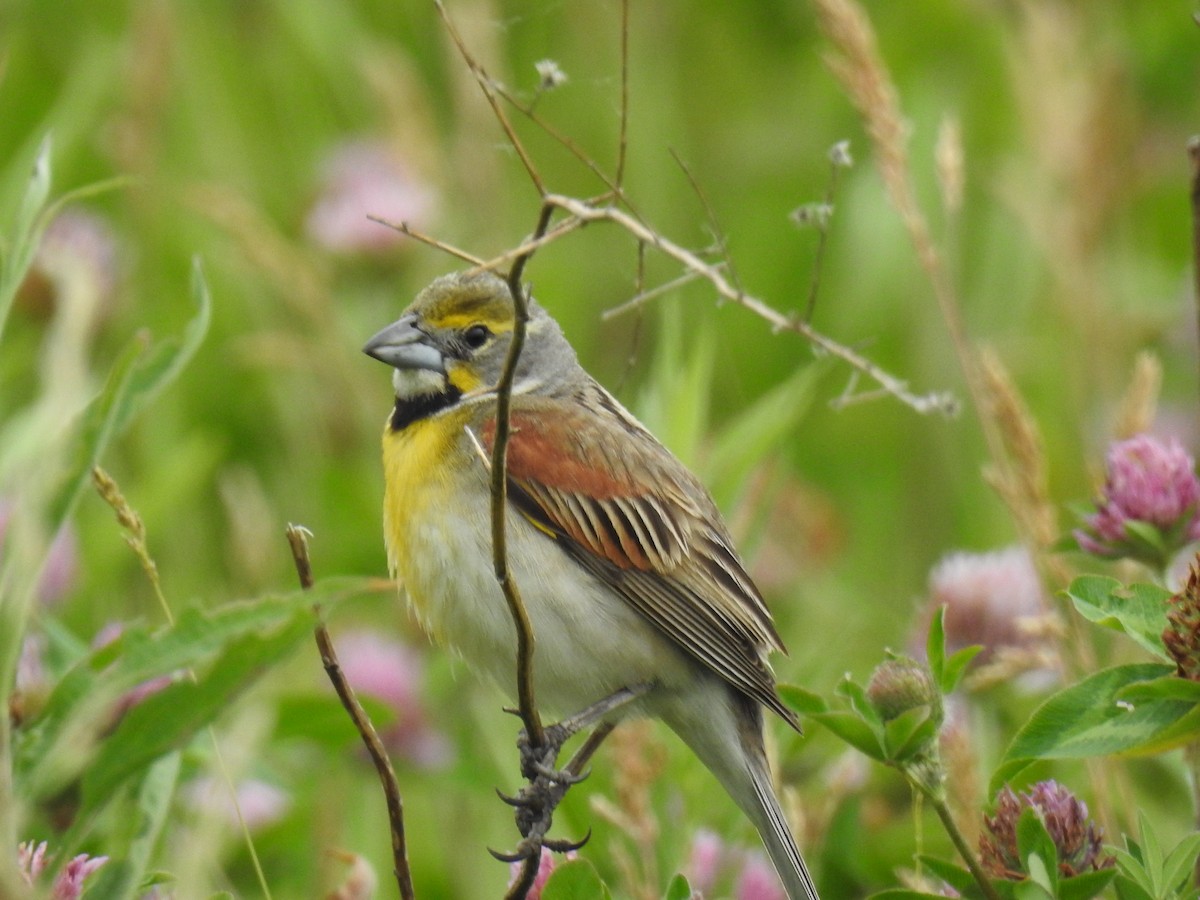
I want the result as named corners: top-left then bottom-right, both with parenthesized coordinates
top-left (381, 407), bottom-right (476, 634)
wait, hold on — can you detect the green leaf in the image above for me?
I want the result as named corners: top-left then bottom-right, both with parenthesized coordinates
top-left (541, 858), bottom-right (612, 899)
top-left (917, 855), bottom-right (979, 897)
top-left (1113, 843), bottom-right (1149, 886)
top-left (993, 664), bottom-right (1184, 792)
top-left (1120, 702), bottom-right (1200, 755)
top-left (79, 752), bottom-right (181, 900)
top-left (48, 260), bottom-right (210, 528)
top-left (1113, 874), bottom-right (1156, 900)
top-left (707, 360), bottom-right (827, 506)
top-left (78, 609), bottom-right (312, 815)
top-left (663, 874), bottom-right (693, 900)
top-left (942, 646), bottom-right (984, 693)
top-left (1161, 832), bottom-right (1200, 896)
top-left (884, 704), bottom-right (938, 762)
top-left (807, 710), bottom-right (886, 760)
top-left (1057, 869), bottom-right (1117, 900)
top-left (1016, 808), bottom-right (1058, 898)
top-left (1014, 878), bottom-right (1055, 900)
top-left (778, 683), bottom-right (830, 715)
top-left (1117, 677), bottom-right (1200, 703)
top-left (1067, 576), bottom-right (1172, 660)
top-left (838, 675), bottom-right (883, 729)
top-left (868, 892), bottom-right (960, 900)
top-left (927, 606), bottom-right (947, 687)
top-left (1138, 809), bottom-right (1164, 898)
top-left (1122, 521), bottom-right (1168, 564)
top-left (18, 579), bottom-right (366, 803)
top-left (0, 136), bottom-right (53, 341)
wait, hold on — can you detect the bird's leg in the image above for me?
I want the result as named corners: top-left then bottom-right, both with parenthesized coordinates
top-left (492, 683), bottom-right (652, 863)
top-left (517, 682), bottom-right (651, 780)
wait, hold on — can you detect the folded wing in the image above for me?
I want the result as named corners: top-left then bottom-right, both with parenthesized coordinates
top-left (480, 387), bottom-right (799, 729)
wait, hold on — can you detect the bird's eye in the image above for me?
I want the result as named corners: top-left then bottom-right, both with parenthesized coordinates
top-left (462, 324), bottom-right (491, 350)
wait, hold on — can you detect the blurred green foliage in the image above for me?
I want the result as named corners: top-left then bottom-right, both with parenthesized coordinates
top-left (2, 0), bottom-right (1199, 897)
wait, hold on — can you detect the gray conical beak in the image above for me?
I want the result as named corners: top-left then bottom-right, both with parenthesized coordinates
top-left (363, 316), bottom-right (444, 372)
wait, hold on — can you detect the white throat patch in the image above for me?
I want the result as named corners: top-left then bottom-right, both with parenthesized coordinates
top-left (392, 367), bottom-right (447, 399)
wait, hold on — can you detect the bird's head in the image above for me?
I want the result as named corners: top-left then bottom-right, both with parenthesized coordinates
top-left (364, 270), bottom-right (579, 403)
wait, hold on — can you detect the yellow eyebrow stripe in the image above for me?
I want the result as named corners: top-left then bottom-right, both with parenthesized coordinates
top-left (428, 313), bottom-right (515, 332)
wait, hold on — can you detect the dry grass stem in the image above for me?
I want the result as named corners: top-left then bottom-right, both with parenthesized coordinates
top-left (467, 215), bottom-right (588, 278)
top-left (92, 466), bottom-right (168, 623)
top-left (977, 351), bottom-right (1055, 551)
top-left (810, 0), bottom-right (910, 233)
top-left (1113, 351), bottom-right (1162, 439)
top-left (939, 717), bottom-right (981, 847)
top-left (935, 116), bottom-right (964, 218)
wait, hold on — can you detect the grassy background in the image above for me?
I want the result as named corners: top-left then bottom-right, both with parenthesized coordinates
top-left (2, 0), bottom-right (1199, 897)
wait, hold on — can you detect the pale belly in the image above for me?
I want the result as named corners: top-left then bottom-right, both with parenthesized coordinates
top-left (382, 420), bottom-right (693, 718)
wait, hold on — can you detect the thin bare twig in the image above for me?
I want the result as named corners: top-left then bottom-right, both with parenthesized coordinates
top-left (669, 148), bottom-right (743, 296)
top-left (491, 206), bottom-right (554, 753)
top-left (804, 145), bottom-right (848, 323)
top-left (286, 526), bottom-right (415, 900)
top-left (493, 80), bottom-right (624, 204)
top-left (546, 193), bottom-right (957, 416)
top-left (436, 0), bottom-right (545, 197)
top-left (492, 203), bottom-right (557, 900)
top-left (466, 215), bottom-right (588, 279)
top-left (367, 215), bottom-right (484, 265)
top-left (601, 269), bottom-right (708, 322)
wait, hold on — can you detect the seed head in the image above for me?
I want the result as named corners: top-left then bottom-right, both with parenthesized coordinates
top-left (980, 782), bottom-right (1113, 880)
top-left (1164, 557), bottom-right (1200, 680)
top-left (866, 656), bottom-right (943, 727)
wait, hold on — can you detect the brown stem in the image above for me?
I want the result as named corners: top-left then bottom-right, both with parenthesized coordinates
top-left (436, 0), bottom-right (546, 198)
top-left (286, 526), bottom-right (415, 900)
top-left (491, 204), bottom-right (557, 899)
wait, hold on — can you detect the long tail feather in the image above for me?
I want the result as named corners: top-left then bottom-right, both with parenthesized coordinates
top-left (744, 752), bottom-right (821, 900)
top-left (664, 686), bottom-right (820, 900)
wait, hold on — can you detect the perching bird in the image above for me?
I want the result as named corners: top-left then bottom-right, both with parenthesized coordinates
top-left (365, 270), bottom-right (819, 900)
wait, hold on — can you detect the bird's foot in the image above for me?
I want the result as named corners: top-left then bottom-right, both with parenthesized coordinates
top-left (493, 684), bottom-right (654, 862)
top-left (489, 760), bottom-right (591, 863)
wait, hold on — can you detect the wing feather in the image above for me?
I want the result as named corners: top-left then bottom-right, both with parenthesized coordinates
top-left (480, 385), bottom-right (796, 728)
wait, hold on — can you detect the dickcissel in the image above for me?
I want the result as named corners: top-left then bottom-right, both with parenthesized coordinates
top-left (365, 270), bottom-right (819, 900)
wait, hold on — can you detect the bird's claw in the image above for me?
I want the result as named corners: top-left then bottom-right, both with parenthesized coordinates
top-left (495, 787), bottom-right (524, 807)
top-left (487, 829), bottom-right (592, 865)
top-left (532, 760), bottom-right (587, 784)
top-left (544, 829), bottom-right (591, 854)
